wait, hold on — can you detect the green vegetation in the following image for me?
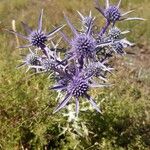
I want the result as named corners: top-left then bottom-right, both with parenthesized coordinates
top-left (0, 0), bottom-right (150, 149)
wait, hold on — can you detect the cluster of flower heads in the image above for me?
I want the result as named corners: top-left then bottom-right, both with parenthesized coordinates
top-left (8, 0), bottom-right (144, 116)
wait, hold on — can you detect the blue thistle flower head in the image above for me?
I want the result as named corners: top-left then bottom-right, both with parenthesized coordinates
top-left (108, 26), bottom-right (122, 39)
top-left (29, 30), bottom-right (47, 48)
top-left (7, 9), bottom-right (65, 57)
top-left (71, 33), bottom-right (96, 59)
top-left (40, 58), bottom-right (56, 72)
top-left (25, 53), bottom-right (39, 65)
top-left (68, 74), bottom-right (89, 98)
top-left (17, 49), bottom-right (41, 72)
top-left (61, 14), bottom-right (100, 68)
top-left (112, 41), bottom-right (125, 55)
top-left (95, 0), bottom-right (145, 25)
top-left (110, 38), bottom-right (134, 55)
top-left (77, 11), bottom-right (95, 32)
top-left (84, 61), bottom-right (113, 81)
top-left (108, 26), bottom-right (130, 40)
top-left (50, 66), bottom-right (107, 116)
top-left (104, 5), bottom-right (121, 23)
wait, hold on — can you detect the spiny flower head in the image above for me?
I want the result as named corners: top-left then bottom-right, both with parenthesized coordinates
top-left (7, 9), bottom-right (64, 58)
top-left (60, 14), bottom-right (98, 67)
top-left (77, 11), bottom-right (95, 32)
top-left (25, 52), bottom-right (39, 66)
top-left (104, 5), bottom-right (121, 23)
top-left (108, 26), bottom-right (121, 39)
top-left (50, 67), bottom-right (106, 116)
top-left (84, 61), bottom-right (113, 81)
top-left (95, 0), bottom-right (145, 25)
top-left (112, 41), bottom-right (124, 55)
top-left (110, 38), bottom-right (134, 55)
top-left (67, 74), bottom-right (89, 98)
top-left (71, 33), bottom-right (96, 59)
top-left (108, 26), bottom-right (130, 40)
top-left (17, 49), bottom-right (40, 72)
top-left (29, 30), bottom-right (47, 48)
top-left (40, 58), bottom-right (56, 72)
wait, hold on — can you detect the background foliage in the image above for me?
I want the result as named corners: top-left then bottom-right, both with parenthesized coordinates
top-left (0, 0), bottom-right (150, 149)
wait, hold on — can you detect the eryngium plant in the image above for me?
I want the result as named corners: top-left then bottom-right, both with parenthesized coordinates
top-left (8, 0), bottom-right (144, 116)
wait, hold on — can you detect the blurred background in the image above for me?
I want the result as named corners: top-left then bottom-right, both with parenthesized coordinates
top-left (0, 0), bottom-right (150, 149)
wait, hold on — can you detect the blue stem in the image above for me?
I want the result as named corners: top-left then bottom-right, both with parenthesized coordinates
top-left (99, 21), bottom-right (110, 37)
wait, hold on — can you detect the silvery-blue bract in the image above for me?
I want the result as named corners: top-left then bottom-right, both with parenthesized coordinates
top-left (7, 10), bottom-right (65, 57)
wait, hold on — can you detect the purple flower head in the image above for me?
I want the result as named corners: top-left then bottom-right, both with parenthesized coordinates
top-left (84, 61), bottom-right (113, 82)
top-left (112, 41), bottom-right (124, 55)
top-left (60, 14), bottom-right (97, 67)
top-left (50, 67), bottom-right (105, 116)
top-left (110, 38), bottom-right (134, 55)
top-left (29, 30), bottom-right (47, 48)
top-left (68, 74), bottom-right (89, 98)
top-left (71, 33), bottom-right (96, 59)
top-left (95, 0), bottom-right (144, 24)
top-left (104, 5), bottom-right (121, 23)
top-left (7, 10), bottom-right (65, 57)
top-left (40, 58), bottom-right (56, 72)
top-left (108, 26), bottom-right (130, 40)
top-left (25, 53), bottom-right (38, 66)
top-left (17, 49), bottom-right (40, 72)
top-left (77, 11), bottom-right (95, 32)
top-left (108, 26), bottom-right (121, 39)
